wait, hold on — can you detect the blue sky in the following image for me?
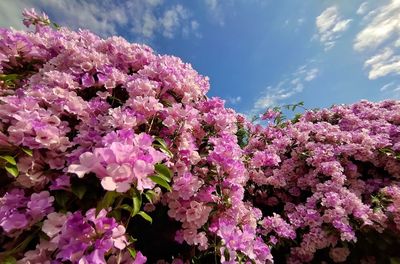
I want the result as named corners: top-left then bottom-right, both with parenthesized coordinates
top-left (1, 0), bottom-right (399, 117)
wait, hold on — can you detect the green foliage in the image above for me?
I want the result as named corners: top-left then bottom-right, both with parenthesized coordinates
top-left (153, 137), bottom-right (173, 157)
top-left (21, 147), bottom-right (33, 156)
top-left (137, 211), bottom-right (152, 223)
top-left (96, 191), bottom-right (118, 214)
top-left (149, 175), bottom-right (172, 191)
top-left (0, 155), bottom-right (16, 165)
top-left (5, 164), bottom-right (18, 177)
top-left (71, 183), bottom-right (87, 200)
top-left (132, 191), bottom-right (142, 217)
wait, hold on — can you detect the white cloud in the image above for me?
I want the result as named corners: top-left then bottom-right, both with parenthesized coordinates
top-left (305, 68), bottom-right (319, 81)
top-left (0, 0), bottom-right (200, 41)
top-left (227, 96), bottom-right (242, 105)
top-left (354, 0), bottom-right (400, 79)
top-left (160, 5), bottom-right (188, 38)
top-left (205, 0), bottom-right (218, 11)
top-left (204, 0), bottom-right (228, 26)
top-left (379, 81), bottom-right (400, 98)
top-left (364, 48), bottom-right (400, 79)
top-left (380, 81), bottom-right (395, 91)
top-left (357, 2), bottom-right (369, 15)
top-left (315, 6), bottom-right (352, 50)
top-left (250, 64), bottom-right (319, 114)
top-left (354, 0), bottom-right (400, 52)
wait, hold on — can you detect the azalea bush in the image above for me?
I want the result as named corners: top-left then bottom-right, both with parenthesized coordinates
top-left (0, 9), bottom-right (399, 264)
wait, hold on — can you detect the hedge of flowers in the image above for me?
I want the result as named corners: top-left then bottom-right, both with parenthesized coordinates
top-left (0, 9), bottom-right (399, 264)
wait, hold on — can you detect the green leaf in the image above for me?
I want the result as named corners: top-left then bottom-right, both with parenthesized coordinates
top-left (390, 257), bottom-right (400, 264)
top-left (149, 175), bottom-right (171, 191)
top-left (132, 193), bottom-right (142, 216)
top-left (137, 211), bottom-right (152, 223)
top-left (5, 164), bottom-right (18, 177)
top-left (155, 163), bottom-right (172, 181)
top-left (379, 148), bottom-right (394, 154)
top-left (109, 209), bottom-right (121, 221)
top-left (96, 191), bottom-right (117, 214)
top-left (55, 191), bottom-right (69, 209)
top-left (120, 204), bottom-right (133, 212)
top-left (144, 190), bottom-right (157, 203)
top-left (0, 155), bottom-right (16, 165)
top-left (128, 235), bottom-right (137, 243)
top-left (21, 147), bottom-right (33, 156)
top-left (71, 184), bottom-right (86, 199)
top-left (0, 74), bottom-right (19, 81)
top-left (128, 247), bottom-right (137, 258)
top-left (153, 137), bottom-right (173, 157)
top-left (154, 137), bottom-right (168, 149)
top-left (52, 22), bottom-right (60, 29)
top-left (2, 256), bottom-right (16, 264)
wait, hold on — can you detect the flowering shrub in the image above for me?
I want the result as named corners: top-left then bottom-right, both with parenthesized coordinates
top-left (0, 9), bottom-right (399, 263)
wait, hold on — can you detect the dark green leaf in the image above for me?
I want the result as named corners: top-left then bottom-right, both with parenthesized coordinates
top-left (137, 211), bottom-right (152, 223)
top-left (153, 137), bottom-right (173, 157)
top-left (132, 193), bottom-right (142, 216)
top-left (128, 235), bottom-right (137, 243)
top-left (52, 22), bottom-right (60, 29)
top-left (5, 164), bottom-right (18, 177)
top-left (71, 184), bottom-right (87, 199)
top-left (155, 173), bottom-right (171, 183)
top-left (55, 191), bottom-right (69, 209)
top-left (96, 191), bottom-right (117, 214)
top-left (379, 148), bottom-right (394, 154)
top-left (0, 74), bottom-right (19, 81)
top-left (2, 256), bottom-right (16, 264)
top-left (154, 137), bottom-right (168, 149)
top-left (0, 155), bottom-right (16, 165)
top-left (144, 190), bottom-right (156, 203)
top-left (109, 209), bottom-right (121, 221)
top-left (128, 247), bottom-right (137, 258)
top-left (149, 175), bottom-right (171, 191)
top-left (155, 163), bottom-right (172, 181)
top-left (120, 204), bottom-right (133, 212)
top-left (21, 147), bottom-right (33, 156)
top-left (390, 257), bottom-right (400, 264)
top-left (154, 144), bottom-right (173, 158)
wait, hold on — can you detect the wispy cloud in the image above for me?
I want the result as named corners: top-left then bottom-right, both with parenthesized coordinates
top-left (356, 2), bottom-right (369, 16)
top-left (364, 48), bottom-right (400, 79)
top-left (379, 81), bottom-right (400, 99)
top-left (250, 64), bottom-right (319, 114)
top-left (380, 81), bottom-right (395, 92)
top-left (160, 4), bottom-right (188, 38)
top-left (0, 0), bottom-right (200, 41)
top-left (315, 6), bottom-right (352, 50)
top-left (227, 96), bottom-right (242, 105)
top-left (204, 0), bottom-right (226, 26)
top-left (354, 0), bottom-right (400, 80)
top-left (304, 68), bottom-right (319, 81)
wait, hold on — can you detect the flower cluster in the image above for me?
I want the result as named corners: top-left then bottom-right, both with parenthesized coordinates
top-left (19, 209), bottom-right (134, 264)
top-left (0, 189), bottom-right (53, 236)
top-left (0, 9), bottom-right (399, 264)
top-left (245, 100), bottom-right (400, 263)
